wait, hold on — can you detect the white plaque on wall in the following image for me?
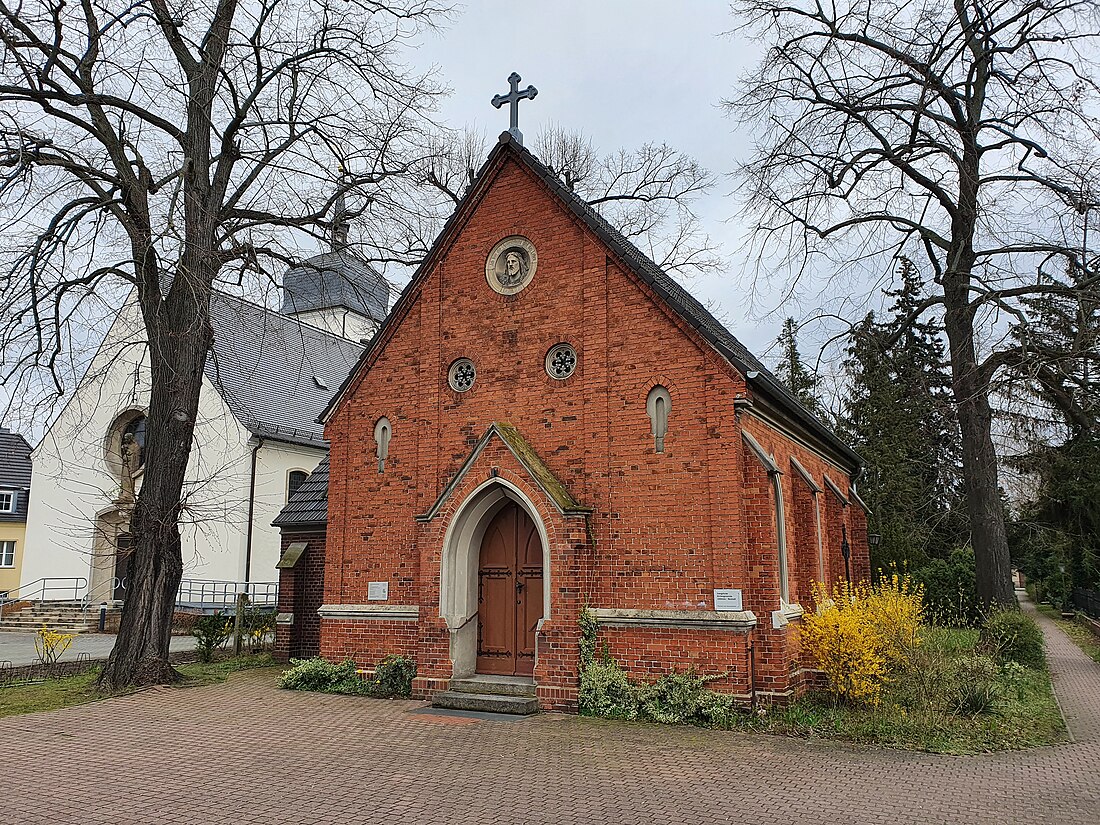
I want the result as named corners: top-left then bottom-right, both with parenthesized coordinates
top-left (713, 588), bottom-right (743, 611)
top-left (367, 581), bottom-right (389, 601)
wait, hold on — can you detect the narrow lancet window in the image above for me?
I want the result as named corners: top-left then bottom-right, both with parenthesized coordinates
top-left (743, 431), bottom-right (790, 605)
top-left (374, 417), bottom-right (391, 473)
top-left (646, 385), bottom-right (671, 453)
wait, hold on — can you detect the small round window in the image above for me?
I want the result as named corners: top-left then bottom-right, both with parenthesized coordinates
top-left (545, 343), bottom-right (578, 380)
top-left (448, 358), bottom-right (476, 392)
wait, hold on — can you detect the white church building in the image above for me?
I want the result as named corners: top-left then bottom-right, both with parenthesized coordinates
top-left (20, 239), bottom-right (386, 607)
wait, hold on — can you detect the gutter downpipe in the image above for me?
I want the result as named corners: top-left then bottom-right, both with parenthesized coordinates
top-left (243, 436), bottom-right (265, 587)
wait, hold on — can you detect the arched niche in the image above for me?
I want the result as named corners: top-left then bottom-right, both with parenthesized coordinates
top-left (646, 385), bottom-right (671, 452)
top-left (374, 417), bottom-right (391, 473)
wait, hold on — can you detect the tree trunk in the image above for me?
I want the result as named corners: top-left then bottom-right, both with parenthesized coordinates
top-left (98, 280), bottom-right (213, 690)
top-left (942, 271), bottom-right (1015, 609)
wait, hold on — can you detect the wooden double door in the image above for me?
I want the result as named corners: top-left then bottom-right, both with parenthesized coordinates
top-left (476, 502), bottom-right (544, 676)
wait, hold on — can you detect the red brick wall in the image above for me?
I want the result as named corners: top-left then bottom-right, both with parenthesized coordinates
top-left (315, 152), bottom-right (869, 706)
top-left (275, 530), bottom-right (327, 661)
top-left (319, 617), bottom-right (419, 663)
top-left (599, 627), bottom-right (752, 696)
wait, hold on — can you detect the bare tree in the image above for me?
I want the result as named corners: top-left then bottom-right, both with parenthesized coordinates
top-left (728, 0), bottom-right (1100, 606)
top-left (0, 0), bottom-right (445, 687)
top-left (417, 124), bottom-right (723, 278)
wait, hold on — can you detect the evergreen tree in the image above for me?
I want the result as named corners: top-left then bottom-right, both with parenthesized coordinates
top-left (840, 260), bottom-right (968, 573)
top-left (775, 318), bottom-right (823, 414)
top-left (1007, 269), bottom-right (1100, 604)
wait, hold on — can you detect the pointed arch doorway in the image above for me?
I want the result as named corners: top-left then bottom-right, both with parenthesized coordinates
top-left (476, 501), bottom-right (544, 676)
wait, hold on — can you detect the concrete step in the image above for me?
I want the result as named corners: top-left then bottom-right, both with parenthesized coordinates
top-left (0, 625), bottom-right (91, 634)
top-left (0, 617), bottom-right (93, 630)
top-left (450, 676), bottom-right (536, 698)
top-left (432, 690), bottom-right (539, 715)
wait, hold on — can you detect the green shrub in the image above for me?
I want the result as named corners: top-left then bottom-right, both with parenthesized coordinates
top-left (578, 608), bottom-right (599, 669)
top-left (980, 609), bottom-right (1045, 669)
top-left (694, 690), bottom-right (742, 727)
top-left (945, 653), bottom-right (1000, 716)
top-left (1039, 573), bottom-right (1072, 610)
top-left (279, 655), bottom-right (417, 697)
top-left (192, 612), bottom-right (232, 663)
top-left (915, 549), bottom-right (982, 626)
top-left (579, 659), bottom-right (639, 720)
top-left (637, 670), bottom-right (711, 724)
top-left (575, 608), bottom-right (744, 728)
top-left (278, 657), bottom-right (364, 693)
top-left (372, 655), bottom-right (417, 698)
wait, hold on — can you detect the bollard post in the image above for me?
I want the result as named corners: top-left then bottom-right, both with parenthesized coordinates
top-left (233, 592), bottom-right (248, 657)
top-left (98, 602), bottom-right (107, 633)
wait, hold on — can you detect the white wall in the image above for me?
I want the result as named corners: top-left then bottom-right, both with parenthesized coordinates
top-left (292, 307), bottom-right (377, 343)
top-left (247, 439), bottom-right (327, 582)
top-left (21, 299), bottom-right (323, 600)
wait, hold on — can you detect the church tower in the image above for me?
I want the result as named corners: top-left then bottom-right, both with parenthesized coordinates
top-left (280, 188), bottom-right (390, 342)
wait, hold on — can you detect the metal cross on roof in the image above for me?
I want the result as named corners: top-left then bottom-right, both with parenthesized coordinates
top-left (492, 72), bottom-right (538, 145)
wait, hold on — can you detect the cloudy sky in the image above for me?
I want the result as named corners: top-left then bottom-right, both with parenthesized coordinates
top-left (412, 1), bottom-right (796, 357)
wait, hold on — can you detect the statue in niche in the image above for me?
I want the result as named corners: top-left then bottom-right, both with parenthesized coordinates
top-left (119, 432), bottom-right (141, 501)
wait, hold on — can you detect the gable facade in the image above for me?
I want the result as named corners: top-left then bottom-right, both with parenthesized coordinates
top-left (276, 136), bottom-right (869, 708)
top-left (21, 287), bottom-right (366, 607)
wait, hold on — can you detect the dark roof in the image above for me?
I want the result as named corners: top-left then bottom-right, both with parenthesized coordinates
top-left (280, 249), bottom-right (390, 322)
top-left (321, 133), bottom-right (861, 471)
top-left (507, 138), bottom-right (861, 471)
top-left (0, 426), bottom-right (32, 522)
top-left (273, 454), bottom-right (329, 527)
top-left (206, 293), bottom-right (364, 448)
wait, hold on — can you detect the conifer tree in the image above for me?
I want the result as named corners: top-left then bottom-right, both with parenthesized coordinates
top-left (841, 260), bottom-right (968, 572)
top-left (1007, 269), bottom-right (1100, 601)
top-left (775, 318), bottom-right (823, 415)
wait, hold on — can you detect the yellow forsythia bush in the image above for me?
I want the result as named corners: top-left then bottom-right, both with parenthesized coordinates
top-left (801, 573), bottom-right (923, 704)
top-left (34, 625), bottom-right (76, 665)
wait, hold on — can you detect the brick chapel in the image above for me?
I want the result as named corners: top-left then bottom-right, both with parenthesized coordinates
top-left (273, 129), bottom-right (871, 711)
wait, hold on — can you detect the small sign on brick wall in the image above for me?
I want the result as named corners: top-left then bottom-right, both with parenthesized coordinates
top-left (367, 581), bottom-right (389, 601)
top-left (713, 588), bottom-right (743, 611)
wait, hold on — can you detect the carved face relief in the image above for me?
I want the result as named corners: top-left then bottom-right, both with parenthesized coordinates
top-left (486, 235), bottom-right (537, 295)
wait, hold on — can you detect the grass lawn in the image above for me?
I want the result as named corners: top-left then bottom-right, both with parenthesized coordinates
top-left (741, 628), bottom-right (1067, 755)
top-left (1034, 603), bottom-right (1100, 665)
top-left (0, 654), bottom-right (276, 720)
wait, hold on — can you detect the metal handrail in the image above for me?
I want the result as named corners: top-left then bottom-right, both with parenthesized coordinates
top-left (1, 577), bottom-right (279, 617)
top-left (0, 577), bottom-right (89, 620)
top-left (176, 579), bottom-right (278, 610)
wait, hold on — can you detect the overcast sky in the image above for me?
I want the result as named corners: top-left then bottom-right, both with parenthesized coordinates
top-left (412, 1), bottom-right (794, 357)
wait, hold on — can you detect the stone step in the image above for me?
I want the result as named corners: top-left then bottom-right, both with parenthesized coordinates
top-left (450, 676), bottom-right (536, 698)
top-left (432, 690), bottom-right (539, 715)
top-left (19, 608), bottom-right (95, 615)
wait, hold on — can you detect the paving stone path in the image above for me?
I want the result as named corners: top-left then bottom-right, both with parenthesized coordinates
top-left (1, 604), bottom-right (1097, 825)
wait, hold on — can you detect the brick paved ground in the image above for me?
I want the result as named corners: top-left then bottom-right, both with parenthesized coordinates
top-left (1, 601), bottom-right (1097, 825)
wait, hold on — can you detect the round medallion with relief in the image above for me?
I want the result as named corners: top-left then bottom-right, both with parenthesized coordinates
top-left (485, 235), bottom-right (537, 295)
